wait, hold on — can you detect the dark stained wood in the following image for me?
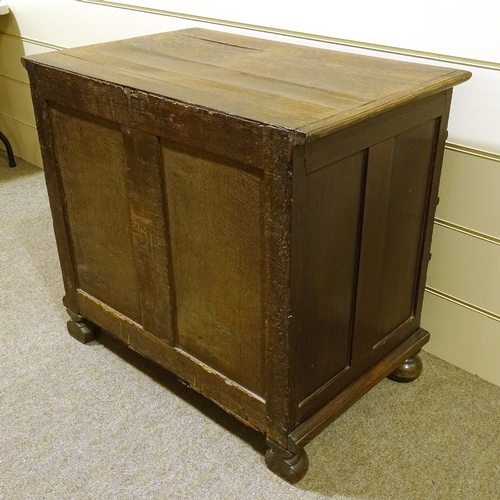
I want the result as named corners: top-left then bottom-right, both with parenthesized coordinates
top-left (304, 90), bottom-right (448, 171)
top-left (23, 62), bottom-right (277, 170)
top-left (265, 440), bottom-right (309, 484)
top-left (413, 90), bottom-right (454, 325)
top-left (352, 118), bottom-right (439, 363)
top-left (23, 28), bottom-right (471, 482)
top-left (296, 151), bottom-right (366, 402)
top-left (261, 127), bottom-right (295, 448)
top-left (66, 318), bottom-right (100, 344)
top-left (388, 353), bottom-right (424, 383)
top-left (289, 328), bottom-right (430, 452)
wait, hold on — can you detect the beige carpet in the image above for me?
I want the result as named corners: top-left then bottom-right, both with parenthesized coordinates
top-left (1, 151), bottom-right (500, 499)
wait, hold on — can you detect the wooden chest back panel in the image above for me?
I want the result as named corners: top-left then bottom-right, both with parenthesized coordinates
top-left (47, 100), bottom-right (270, 399)
top-left (162, 140), bottom-right (265, 396)
top-left (50, 105), bottom-right (142, 323)
top-left (50, 103), bottom-right (269, 396)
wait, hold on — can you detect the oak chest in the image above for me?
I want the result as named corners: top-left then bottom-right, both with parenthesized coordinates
top-left (23, 28), bottom-right (471, 482)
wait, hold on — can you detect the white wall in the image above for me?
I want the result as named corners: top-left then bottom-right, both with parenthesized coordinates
top-left (1, 0), bottom-right (499, 385)
top-left (102, 0), bottom-right (500, 62)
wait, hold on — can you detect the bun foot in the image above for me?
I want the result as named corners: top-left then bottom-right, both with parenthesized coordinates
top-left (388, 353), bottom-right (423, 383)
top-left (66, 308), bottom-right (99, 344)
top-left (265, 440), bottom-right (309, 483)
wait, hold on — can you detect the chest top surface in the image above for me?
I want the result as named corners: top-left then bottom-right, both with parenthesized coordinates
top-left (26, 28), bottom-right (471, 137)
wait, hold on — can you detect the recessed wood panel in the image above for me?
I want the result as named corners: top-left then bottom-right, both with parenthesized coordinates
top-left (49, 105), bottom-right (141, 323)
top-left (162, 140), bottom-right (265, 396)
top-left (297, 151), bottom-right (366, 401)
top-left (352, 119), bottom-right (438, 360)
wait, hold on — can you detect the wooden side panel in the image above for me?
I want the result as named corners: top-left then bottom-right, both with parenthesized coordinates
top-left (352, 119), bottom-right (439, 362)
top-left (297, 152), bottom-right (366, 402)
top-left (49, 105), bottom-right (141, 323)
top-left (289, 328), bottom-right (430, 452)
top-left (161, 140), bottom-right (265, 397)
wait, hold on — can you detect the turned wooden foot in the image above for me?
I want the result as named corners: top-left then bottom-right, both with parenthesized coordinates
top-left (66, 308), bottom-right (99, 343)
top-left (388, 353), bottom-right (423, 383)
top-left (265, 439), bottom-right (309, 484)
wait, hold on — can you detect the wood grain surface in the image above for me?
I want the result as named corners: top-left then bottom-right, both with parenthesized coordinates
top-left (23, 28), bottom-right (471, 480)
top-left (25, 28), bottom-right (470, 136)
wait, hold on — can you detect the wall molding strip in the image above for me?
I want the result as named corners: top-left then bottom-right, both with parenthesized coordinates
top-left (0, 73), bottom-right (29, 86)
top-left (0, 111), bottom-right (36, 129)
top-left (78, 0), bottom-right (500, 72)
top-left (0, 31), bottom-right (66, 50)
top-left (445, 142), bottom-right (500, 163)
top-left (425, 287), bottom-right (500, 323)
top-left (434, 219), bottom-right (500, 247)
